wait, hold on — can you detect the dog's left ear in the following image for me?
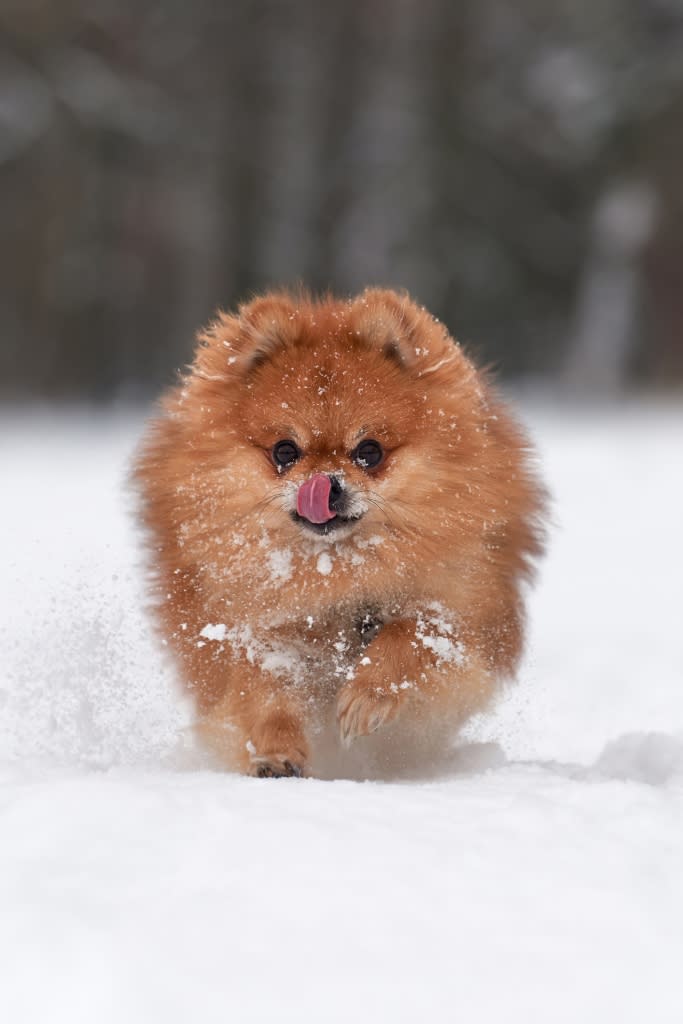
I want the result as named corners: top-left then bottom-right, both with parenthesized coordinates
top-left (350, 288), bottom-right (455, 371)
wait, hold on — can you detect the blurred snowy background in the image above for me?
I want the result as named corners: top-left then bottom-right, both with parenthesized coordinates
top-left (1, 3), bottom-right (682, 1022)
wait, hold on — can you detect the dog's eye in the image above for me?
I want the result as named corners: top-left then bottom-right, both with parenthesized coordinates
top-left (272, 439), bottom-right (300, 470)
top-left (352, 439), bottom-right (384, 470)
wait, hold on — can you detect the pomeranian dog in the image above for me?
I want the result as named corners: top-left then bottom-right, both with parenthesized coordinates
top-left (134, 288), bottom-right (546, 778)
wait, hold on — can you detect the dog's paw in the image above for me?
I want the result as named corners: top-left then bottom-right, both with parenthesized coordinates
top-left (247, 711), bottom-right (308, 778)
top-left (336, 683), bottom-right (401, 748)
top-left (249, 753), bottom-right (304, 779)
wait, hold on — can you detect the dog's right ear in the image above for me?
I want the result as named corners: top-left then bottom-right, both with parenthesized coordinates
top-left (194, 293), bottom-right (300, 381)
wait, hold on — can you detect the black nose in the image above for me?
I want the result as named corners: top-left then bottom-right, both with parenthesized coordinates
top-left (328, 475), bottom-right (346, 514)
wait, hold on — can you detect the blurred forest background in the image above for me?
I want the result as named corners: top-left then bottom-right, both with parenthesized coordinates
top-left (1, 0), bottom-right (683, 400)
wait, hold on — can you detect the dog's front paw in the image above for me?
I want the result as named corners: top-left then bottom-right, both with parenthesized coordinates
top-left (247, 710), bottom-right (308, 778)
top-left (249, 754), bottom-right (304, 779)
top-left (336, 682), bottom-right (402, 748)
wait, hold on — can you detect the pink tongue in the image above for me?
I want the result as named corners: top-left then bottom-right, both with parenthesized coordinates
top-left (297, 474), bottom-right (336, 524)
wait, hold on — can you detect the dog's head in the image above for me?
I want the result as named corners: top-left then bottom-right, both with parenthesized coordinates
top-left (139, 289), bottom-right (544, 597)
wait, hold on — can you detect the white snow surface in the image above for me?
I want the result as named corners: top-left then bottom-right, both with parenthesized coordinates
top-left (1, 400), bottom-right (683, 1023)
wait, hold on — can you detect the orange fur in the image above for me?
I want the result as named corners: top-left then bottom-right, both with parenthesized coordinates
top-left (133, 288), bottom-right (547, 777)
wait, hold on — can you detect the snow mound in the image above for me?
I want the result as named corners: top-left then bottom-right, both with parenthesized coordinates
top-left (592, 730), bottom-right (683, 785)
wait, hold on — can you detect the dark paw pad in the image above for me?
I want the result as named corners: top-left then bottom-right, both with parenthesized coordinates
top-left (255, 760), bottom-right (303, 779)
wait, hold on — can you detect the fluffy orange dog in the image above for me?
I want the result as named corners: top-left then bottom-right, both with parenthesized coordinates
top-left (134, 289), bottom-right (546, 778)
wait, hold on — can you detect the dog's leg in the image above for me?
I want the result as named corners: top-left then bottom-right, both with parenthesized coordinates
top-left (195, 663), bottom-right (310, 777)
top-left (336, 618), bottom-right (494, 747)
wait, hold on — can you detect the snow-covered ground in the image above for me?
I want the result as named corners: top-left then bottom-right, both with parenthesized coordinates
top-left (1, 400), bottom-right (682, 1023)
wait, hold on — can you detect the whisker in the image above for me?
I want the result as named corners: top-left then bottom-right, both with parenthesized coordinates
top-left (365, 492), bottom-right (403, 532)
